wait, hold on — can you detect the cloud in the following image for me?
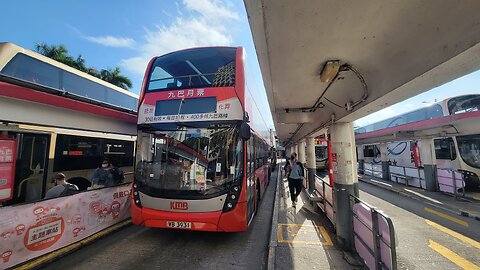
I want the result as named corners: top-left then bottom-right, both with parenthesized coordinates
top-left (120, 0), bottom-right (239, 76)
top-left (84, 35), bottom-right (136, 48)
top-left (183, 0), bottom-right (239, 20)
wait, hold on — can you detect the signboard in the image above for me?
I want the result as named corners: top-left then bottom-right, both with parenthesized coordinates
top-left (138, 87), bottom-right (244, 125)
top-left (0, 184), bottom-right (131, 269)
top-left (0, 139), bottom-right (16, 202)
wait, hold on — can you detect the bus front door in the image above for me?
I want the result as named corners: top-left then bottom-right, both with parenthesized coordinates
top-left (13, 133), bottom-right (49, 204)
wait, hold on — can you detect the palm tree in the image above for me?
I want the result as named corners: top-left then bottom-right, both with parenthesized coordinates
top-left (100, 67), bottom-right (132, 90)
top-left (35, 43), bottom-right (87, 71)
top-left (35, 43), bottom-right (132, 90)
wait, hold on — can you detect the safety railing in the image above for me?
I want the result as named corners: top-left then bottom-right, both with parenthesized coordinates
top-left (437, 168), bottom-right (465, 198)
top-left (360, 162), bottom-right (383, 179)
top-left (314, 175), bottom-right (335, 226)
top-left (389, 165), bottom-right (425, 189)
top-left (350, 195), bottom-right (397, 270)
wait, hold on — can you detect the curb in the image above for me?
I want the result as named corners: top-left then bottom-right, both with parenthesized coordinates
top-left (267, 164), bottom-right (282, 270)
top-left (14, 219), bottom-right (132, 270)
top-left (359, 177), bottom-right (480, 222)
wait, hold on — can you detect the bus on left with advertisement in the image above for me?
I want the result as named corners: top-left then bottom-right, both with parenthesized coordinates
top-left (0, 42), bottom-right (138, 206)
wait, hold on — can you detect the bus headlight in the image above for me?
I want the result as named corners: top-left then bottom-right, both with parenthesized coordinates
top-left (223, 185), bottom-right (241, 212)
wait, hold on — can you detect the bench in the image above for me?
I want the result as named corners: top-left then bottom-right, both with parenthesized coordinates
top-left (390, 173), bottom-right (413, 186)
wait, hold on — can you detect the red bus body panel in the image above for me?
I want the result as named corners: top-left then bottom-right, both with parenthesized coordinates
top-left (133, 47), bottom-right (271, 232)
top-left (131, 201), bottom-right (248, 232)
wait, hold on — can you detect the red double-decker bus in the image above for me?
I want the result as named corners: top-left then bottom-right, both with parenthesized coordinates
top-left (132, 47), bottom-right (274, 232)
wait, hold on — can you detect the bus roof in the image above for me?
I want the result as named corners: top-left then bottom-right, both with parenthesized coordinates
top-left (0, 42), bottom-right (139, 111)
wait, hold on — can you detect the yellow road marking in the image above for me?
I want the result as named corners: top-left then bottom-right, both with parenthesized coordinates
top-left (428, 240), bottom-right (480, 270)
top-left (14, 219), bottom-right (132, 270)
top-left (277, 224), bottom-right (333, 246)
top-left (426, 220), bottom-right (480, 249)
top-left (424, 207), bottom-right (469, 227)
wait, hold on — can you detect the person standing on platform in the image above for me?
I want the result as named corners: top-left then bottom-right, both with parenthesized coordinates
top-left (283, 152), bottom-right (304, 207)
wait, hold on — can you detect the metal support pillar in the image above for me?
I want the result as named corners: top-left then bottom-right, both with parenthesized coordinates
top-left (419, 139), bottom-right (437, 191)
top-left (331, 122), bottom-right (358, 251)
top-left (306, 137), bottom-right (316, 193)
top-left (380, 143), bottom-right (390, 181)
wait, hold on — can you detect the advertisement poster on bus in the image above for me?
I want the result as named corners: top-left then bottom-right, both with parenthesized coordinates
top-left (0, 184), bottom-right (131, 269)
top-left (0, 139), bottom-right (16, 202)
top-left (138, 87), bottom-right (244, 125)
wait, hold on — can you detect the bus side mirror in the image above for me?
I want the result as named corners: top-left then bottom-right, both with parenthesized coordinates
top-left (240, 122), bottom-right (251, 140)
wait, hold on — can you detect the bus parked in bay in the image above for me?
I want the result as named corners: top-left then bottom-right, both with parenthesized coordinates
top-left (0, 42), bottom-right (138, 206)
top-left (356, 95), bottom-right (480, 190)
top-left (132, 47), bottom-right (274, 232)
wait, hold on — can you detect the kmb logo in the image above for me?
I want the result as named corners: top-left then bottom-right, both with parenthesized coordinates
top-left (170, 201), bottom-right (188, 210)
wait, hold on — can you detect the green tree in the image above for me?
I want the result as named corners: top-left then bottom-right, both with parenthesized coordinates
top-left (35, 43), bottom-right (87, 72)
top-left (35, 43), bottom-right (132, 90)
top-left (99, 67), bottom-right (132, 90)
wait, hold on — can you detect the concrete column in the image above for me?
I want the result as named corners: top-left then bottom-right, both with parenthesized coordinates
top-left (306, 137), bottom-right (316, 193)
top-left (288, 145), bottom-right (294, 158)
top-left (357, 145), bottom-right (364, 174)
top-left (298, 139), bottom-right (306, 164)
top-left (330, 122), bottom-right (358, 251)
top-left (380, 142), bottom-right (390, 181)
top-left (293, 143), bottom-right (299, 157)
top-left (418, 139), bottom-right (437, 191)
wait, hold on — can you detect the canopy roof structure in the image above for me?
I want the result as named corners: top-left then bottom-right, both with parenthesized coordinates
top-left (244, 0), bottom-right (480, 145)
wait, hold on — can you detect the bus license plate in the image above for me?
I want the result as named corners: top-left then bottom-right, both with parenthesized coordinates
top-left (166, 221), bottom-right (192, 229)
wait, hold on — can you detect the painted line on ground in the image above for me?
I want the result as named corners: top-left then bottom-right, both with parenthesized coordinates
top-left (277, 223), bottom-right (333, 246)
top-left (428, 240), bottom-right (480, 270)
top-left (360, 175), bottom-right (480, 222)
top-left (370, 179), bottom-right (392, 187)
top-left (404, 188), bottom-right (444, 205)
top-left (14, 219), bottom-right (132, 270)
top-left (426, 219), bottom-right (480, 249)
top-left (425, 207), bottom-right (469, 227)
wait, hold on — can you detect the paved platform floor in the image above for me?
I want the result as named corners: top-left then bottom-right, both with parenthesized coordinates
top-left (360, 180), bottom-right (480, 270)
top-left (270, 173), bottom-right (363, 270)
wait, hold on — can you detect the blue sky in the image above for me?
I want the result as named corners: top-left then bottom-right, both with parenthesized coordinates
top-left (1, 1), bottom-right (478, 131)
top-left (0, 0), bottom-right (275, 128)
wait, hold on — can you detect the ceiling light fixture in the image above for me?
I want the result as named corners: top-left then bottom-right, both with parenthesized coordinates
top-left (320, 60), bottom-right (341, 83)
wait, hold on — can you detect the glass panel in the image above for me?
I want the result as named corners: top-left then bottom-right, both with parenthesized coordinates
top-left (315, 146), bottom-right (328, 161)
top-left (448, 95), bottom-right (480, 115)
top-left (54, 134), bottom-right (134, 171)
top-left (154, 97), bottom-right (217, 116)
top-left (63, 70), bottom-right (106, 102)
top-left (1, 53), bottom-right (60, 88)
top-left (147, 47), bottom-right (237, 91)
top-left (457, 135), bottom-right (480, 169)
top-left (434, 138), bottom-right (456, 160)
top-left (406, 108), bottom-right (427, 124)
top-left (135, 127), bottom-right (242, 198)
top-left (427, 104), bottom-right (444, 119)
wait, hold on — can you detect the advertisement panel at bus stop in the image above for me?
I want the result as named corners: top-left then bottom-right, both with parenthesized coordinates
top-left (0, 139), bottom-right (16, 203)
top-left (0, 184), bottom-right (131, 269)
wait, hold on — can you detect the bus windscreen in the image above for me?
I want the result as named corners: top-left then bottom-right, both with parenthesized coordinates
top-left (135, 127), bottom-right (243, 198)
top-left (147, 47), bottom-right (236, 91)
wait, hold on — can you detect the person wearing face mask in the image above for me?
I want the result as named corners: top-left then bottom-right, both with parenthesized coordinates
top-left (283, 152), bottom-right (305, 207)
top-left (90, 158), bottom-right (114, 189)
